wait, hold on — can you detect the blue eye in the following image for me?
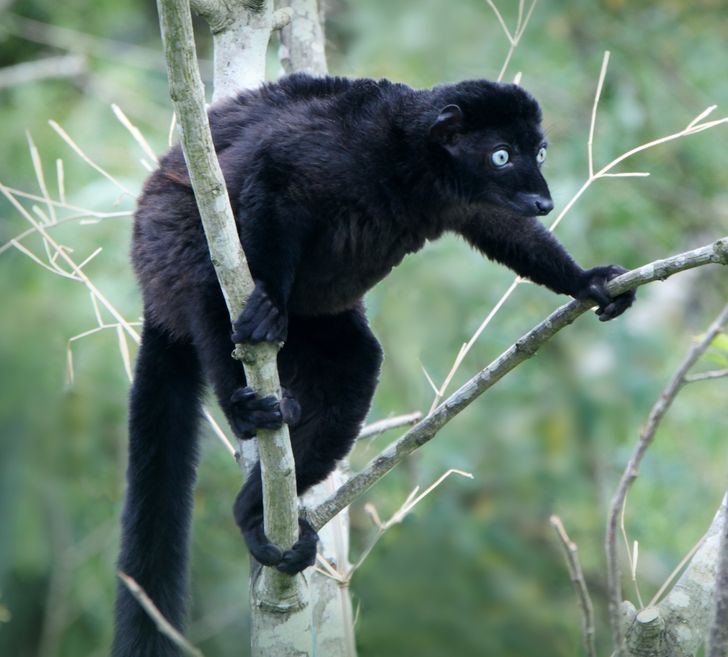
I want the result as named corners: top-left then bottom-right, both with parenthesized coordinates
top-left (491, 149), bottom-right (510, 167)
top-left (536, 146), bottom-right (547, 164)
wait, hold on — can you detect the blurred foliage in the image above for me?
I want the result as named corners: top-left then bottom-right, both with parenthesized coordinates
top-left (1, 0), bottom-right (728, 656)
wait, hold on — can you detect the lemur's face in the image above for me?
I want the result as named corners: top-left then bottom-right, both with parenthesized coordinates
top-left (429, 84), bottom-right (553, 218)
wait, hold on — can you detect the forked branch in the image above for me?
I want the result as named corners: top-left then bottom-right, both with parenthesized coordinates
top-left (606, 302), bottom-right (728, 656)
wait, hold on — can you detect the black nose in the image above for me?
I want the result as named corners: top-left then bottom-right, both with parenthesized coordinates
top-left (534, 196), bottom-right (554, 215)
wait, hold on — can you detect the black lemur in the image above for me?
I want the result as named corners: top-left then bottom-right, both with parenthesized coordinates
top-left (113, 73), bottom-right (634, 655)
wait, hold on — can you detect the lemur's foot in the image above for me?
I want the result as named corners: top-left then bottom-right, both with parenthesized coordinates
top-left (229, 386), bottom-right (300, 439)
top-left (241, 515), bottom-right (318, 575)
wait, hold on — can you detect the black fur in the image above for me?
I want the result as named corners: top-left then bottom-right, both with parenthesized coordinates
top-left (113, 73), bottom-right (634, 655)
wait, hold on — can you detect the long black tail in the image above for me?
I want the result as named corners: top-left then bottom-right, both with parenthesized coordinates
top-left (112, 319), bottom-right (203, 657)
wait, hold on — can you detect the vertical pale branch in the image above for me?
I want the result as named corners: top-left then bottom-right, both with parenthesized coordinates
top-left (156, 0), bottom-right (303, 609)
top-left (211, 8), bottom-right (272, 100)
top-left (191, 0), bottom-right (291, 101)
top-left (276, 0), bottom-right (327, 75)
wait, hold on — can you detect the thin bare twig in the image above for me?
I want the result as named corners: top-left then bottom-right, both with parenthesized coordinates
top-left (117, 573), bottom-right (205, 657)
top-left (647, 534), bottom-right (706, 607)
top-left (1, 210), bottom-right (132, 256)
top-left (0, 184), bottom-right (132, 216)
top-left (605, 302), bottom-right (728, 656)
top-left (3, 106), bottom-right (236, 458)
top-left (550, 515), bottom-right (596, 657)
top-left (428, 276), bottom-right (520, 414)
top-left (685, 368), bottom-right (728, 383)
top-left (111, 104), bottom-right (159, 164)
top-left (5, 13), bottom-right (166, 72)
top-left (56, 158), bottom-right (66, 204)
top-left (0, 54), bottom-right (86, 89)
top-left (485, 0), bottom-right (540, 82)
top-left (26, 131), bottom-right (57, 225)
top-left (342, 469), bottom-right (473, 578)
top-left (48, 120), bottom-right (135, 198)
top-left (619, 500), bottom-right (644, 608)
top-left (0, 182), bottom-right (235, 456)
top-left (0, 181), bottom-right (140, 339)
top-left (587, 51), bottom-right (609, 178)
top-left (358, 413), bottom-right (423, 439)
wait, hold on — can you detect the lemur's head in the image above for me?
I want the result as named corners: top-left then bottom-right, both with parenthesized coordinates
top-left (429, 80), bottom-right (552, 217)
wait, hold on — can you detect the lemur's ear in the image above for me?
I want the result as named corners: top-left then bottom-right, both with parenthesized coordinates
top-left (429, 104), bottom-right (464, 145)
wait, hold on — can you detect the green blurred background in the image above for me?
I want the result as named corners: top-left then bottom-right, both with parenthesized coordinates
top-left (1, 0), bottom-right (727, 655)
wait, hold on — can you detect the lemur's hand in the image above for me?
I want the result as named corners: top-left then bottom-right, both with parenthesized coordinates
top-left (577, 265), bottom-right (635, 321)
top-left (232, 282), bottom-right (288, 344)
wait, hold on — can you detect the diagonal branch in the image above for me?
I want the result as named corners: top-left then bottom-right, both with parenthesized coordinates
top-left (118, 573), bottom-right (205, 657)
top-left (307, 236), bottom-right (728, 531)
